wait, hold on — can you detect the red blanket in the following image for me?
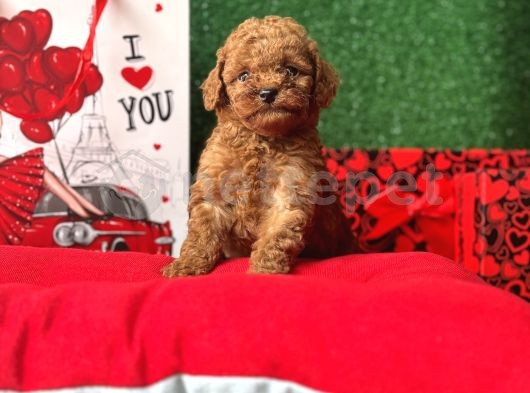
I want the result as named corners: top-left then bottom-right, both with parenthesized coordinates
top-left (1, 246), bottom-right (529, 392)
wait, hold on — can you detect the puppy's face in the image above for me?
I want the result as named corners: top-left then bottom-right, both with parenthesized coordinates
top-left (222, 38), bottom-right (314, 135)
top-left (202, 17), bottom-right (339, 136)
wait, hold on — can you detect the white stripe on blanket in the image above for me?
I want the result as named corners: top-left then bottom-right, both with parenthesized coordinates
top-left (0, 374), bottom-right (322, 393)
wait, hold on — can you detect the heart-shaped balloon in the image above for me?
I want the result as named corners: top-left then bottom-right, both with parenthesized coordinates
top-left (43, 46), bottom-right (81, 83)
top-left (83, 64), bottom-right (103, 95)
top-left (1, 93), bottom-right (33, 115)
top-left (26, 51), bottom-right (49, 84)
top-left (0, 17), bottom-right (35, 54)
top-left (0, 55), bottom-right (25, 92)
top-left (20, 120), bottom-right (53, 143)
top-left (18, 9), bottom-right (52, 50)
top-left (0, 47), bottom-right (16, 58)
top-left (66, 84), bottom-right (86, 114)
top-left (33, 87), bottom-right (61, 120)
top-left (47, 82), bottom-right (64, 95)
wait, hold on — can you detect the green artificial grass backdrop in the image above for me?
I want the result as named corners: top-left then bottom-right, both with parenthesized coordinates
top-left (190, 0), bottom-right (530, 167)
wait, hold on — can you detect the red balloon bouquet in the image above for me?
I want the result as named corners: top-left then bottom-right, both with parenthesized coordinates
top-left (0, 9), bottom-right (103, 144)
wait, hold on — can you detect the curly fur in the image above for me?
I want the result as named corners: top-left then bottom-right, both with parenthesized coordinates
top-left (163, 16), bottom-right (354, 276)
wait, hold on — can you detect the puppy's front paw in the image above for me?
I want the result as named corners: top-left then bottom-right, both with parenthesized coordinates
top-left (249, 250), bottom-right (292, 274)
top-left (161, 257), bottom-right (213, 278)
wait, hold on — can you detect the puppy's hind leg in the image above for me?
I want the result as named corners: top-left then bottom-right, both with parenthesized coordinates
top-left (162, 202), bottom-right (231, 277)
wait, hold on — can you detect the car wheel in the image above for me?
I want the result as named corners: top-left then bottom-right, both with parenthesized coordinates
top-left (113, 241), bottom-right (130, 252)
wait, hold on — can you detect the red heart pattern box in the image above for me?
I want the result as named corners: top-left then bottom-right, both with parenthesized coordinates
top-left (323, 147), bottom-right (530, 299)
top-left (455, 168), bottom-right (530, 298)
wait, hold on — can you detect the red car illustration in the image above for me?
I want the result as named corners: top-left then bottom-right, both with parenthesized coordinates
top-left (23, 184), bottom-right (174, 255)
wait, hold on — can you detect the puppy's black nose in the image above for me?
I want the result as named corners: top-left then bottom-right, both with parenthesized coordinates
top-left (259, 88), bottom-right (278, 103)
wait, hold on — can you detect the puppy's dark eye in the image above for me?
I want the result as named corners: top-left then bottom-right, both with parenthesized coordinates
top-left (238, 71), bottom-right (250, 82)
top-left (285, 66), bottom-right (299, 77)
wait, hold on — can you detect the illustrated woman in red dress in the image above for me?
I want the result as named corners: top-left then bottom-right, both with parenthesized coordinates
top-left (0, 112), bottom-right (103, 245)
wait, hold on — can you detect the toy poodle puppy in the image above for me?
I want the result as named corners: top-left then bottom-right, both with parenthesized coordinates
top-left (163, 16), bottom-right (353, 276)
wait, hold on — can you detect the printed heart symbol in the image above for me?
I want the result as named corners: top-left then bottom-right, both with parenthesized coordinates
top-left (376, 165), bottom-right (394, 181)
top-left (43, 46), bottom-right (81, 83)
top-left (18, 9), bottom-right (52, 49)
top-left (20, 120), bottom-right (53, 143)
top-left (518, 172), bottom-right (530, 193)
top-left (121, 66), bottom-right (153, 90)
top-left (480, 255), bottom-right (501, 277)
top-left (389, 148), bottom-right (423, 170)
top-left (434, 153), bottom-right (452, 171)
top-left (83, 64), bottom-right (104, 96)
top-left (445, 149), bottom-right (467, 162)
top-left (499, 169), bottom-right (519, 182)
top-left (478, 173), bottom-right (509, 205)
top-left (474, 235), bottom-right (487, 256)
top-left (326, 158), bottom-right (347, 181)
top-left (506, 186), bottom-right (520, 201)
top-left (326, 158), bottom-right (337, 173)
top-left (506, 228), bottom-right (530, 254)
top-left (467, 149), bottom-right (487, 161)
top-left (501, 261), bottom-right (520, 280)
top-left (512, 211), bottom-right (529, 230)
top-left (487, 203), bottom-right (506, 222)
top-left (520, 195), bottom-right (530, 210)
top-left (0, 17), bottom-right (34, 54)
top-left (0, 55), bottom-right (25, 91)
top-left (155, 3), bottom-right (163, 12)
top-left (479, 155), bottom-right (509, 170)
top-left (506, 280), bottom-right (530, 300)
top-left (484, 224), bottom-right (504, 252)
top-left (514, 250), bottom-right (529, 266)
top-left (504, 200), bottom-right (520, 214)
top-left (495, 245), bottom-right (510, 262)
top-left (1, 93), bottom-right (32, 115)
top-left (161, 195), bottom-right (169, 203)
top-left (452, 162), bottom-right (467, 175)
top-left (26, 51), bottom-right (49, 84)
top-left (154, 143), bottom-right (161, 151)
top-left (33, 88), bottom-right (61, 120)
top-left (345, 150), bottom-right (368, 172)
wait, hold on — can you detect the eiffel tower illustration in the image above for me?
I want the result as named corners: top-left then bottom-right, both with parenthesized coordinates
top-left (65, 106), bottom-right (131, 185)
top-left (65, 7), bottom-right (131, 186)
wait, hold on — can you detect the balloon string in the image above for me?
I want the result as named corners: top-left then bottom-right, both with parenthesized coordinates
top-left (0, 0), bottom-right (108, 121)
top-left (56, 113), bottom-right (72, 136)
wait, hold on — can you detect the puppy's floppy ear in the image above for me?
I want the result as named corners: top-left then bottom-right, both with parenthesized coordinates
top-left (309, 41), bottom-right (340, 108)
top-left (200, 48), bottom-right (226, 111)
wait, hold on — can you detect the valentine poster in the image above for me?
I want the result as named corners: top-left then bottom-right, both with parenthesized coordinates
top-left (0, 1), bottom-right (189, 255)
